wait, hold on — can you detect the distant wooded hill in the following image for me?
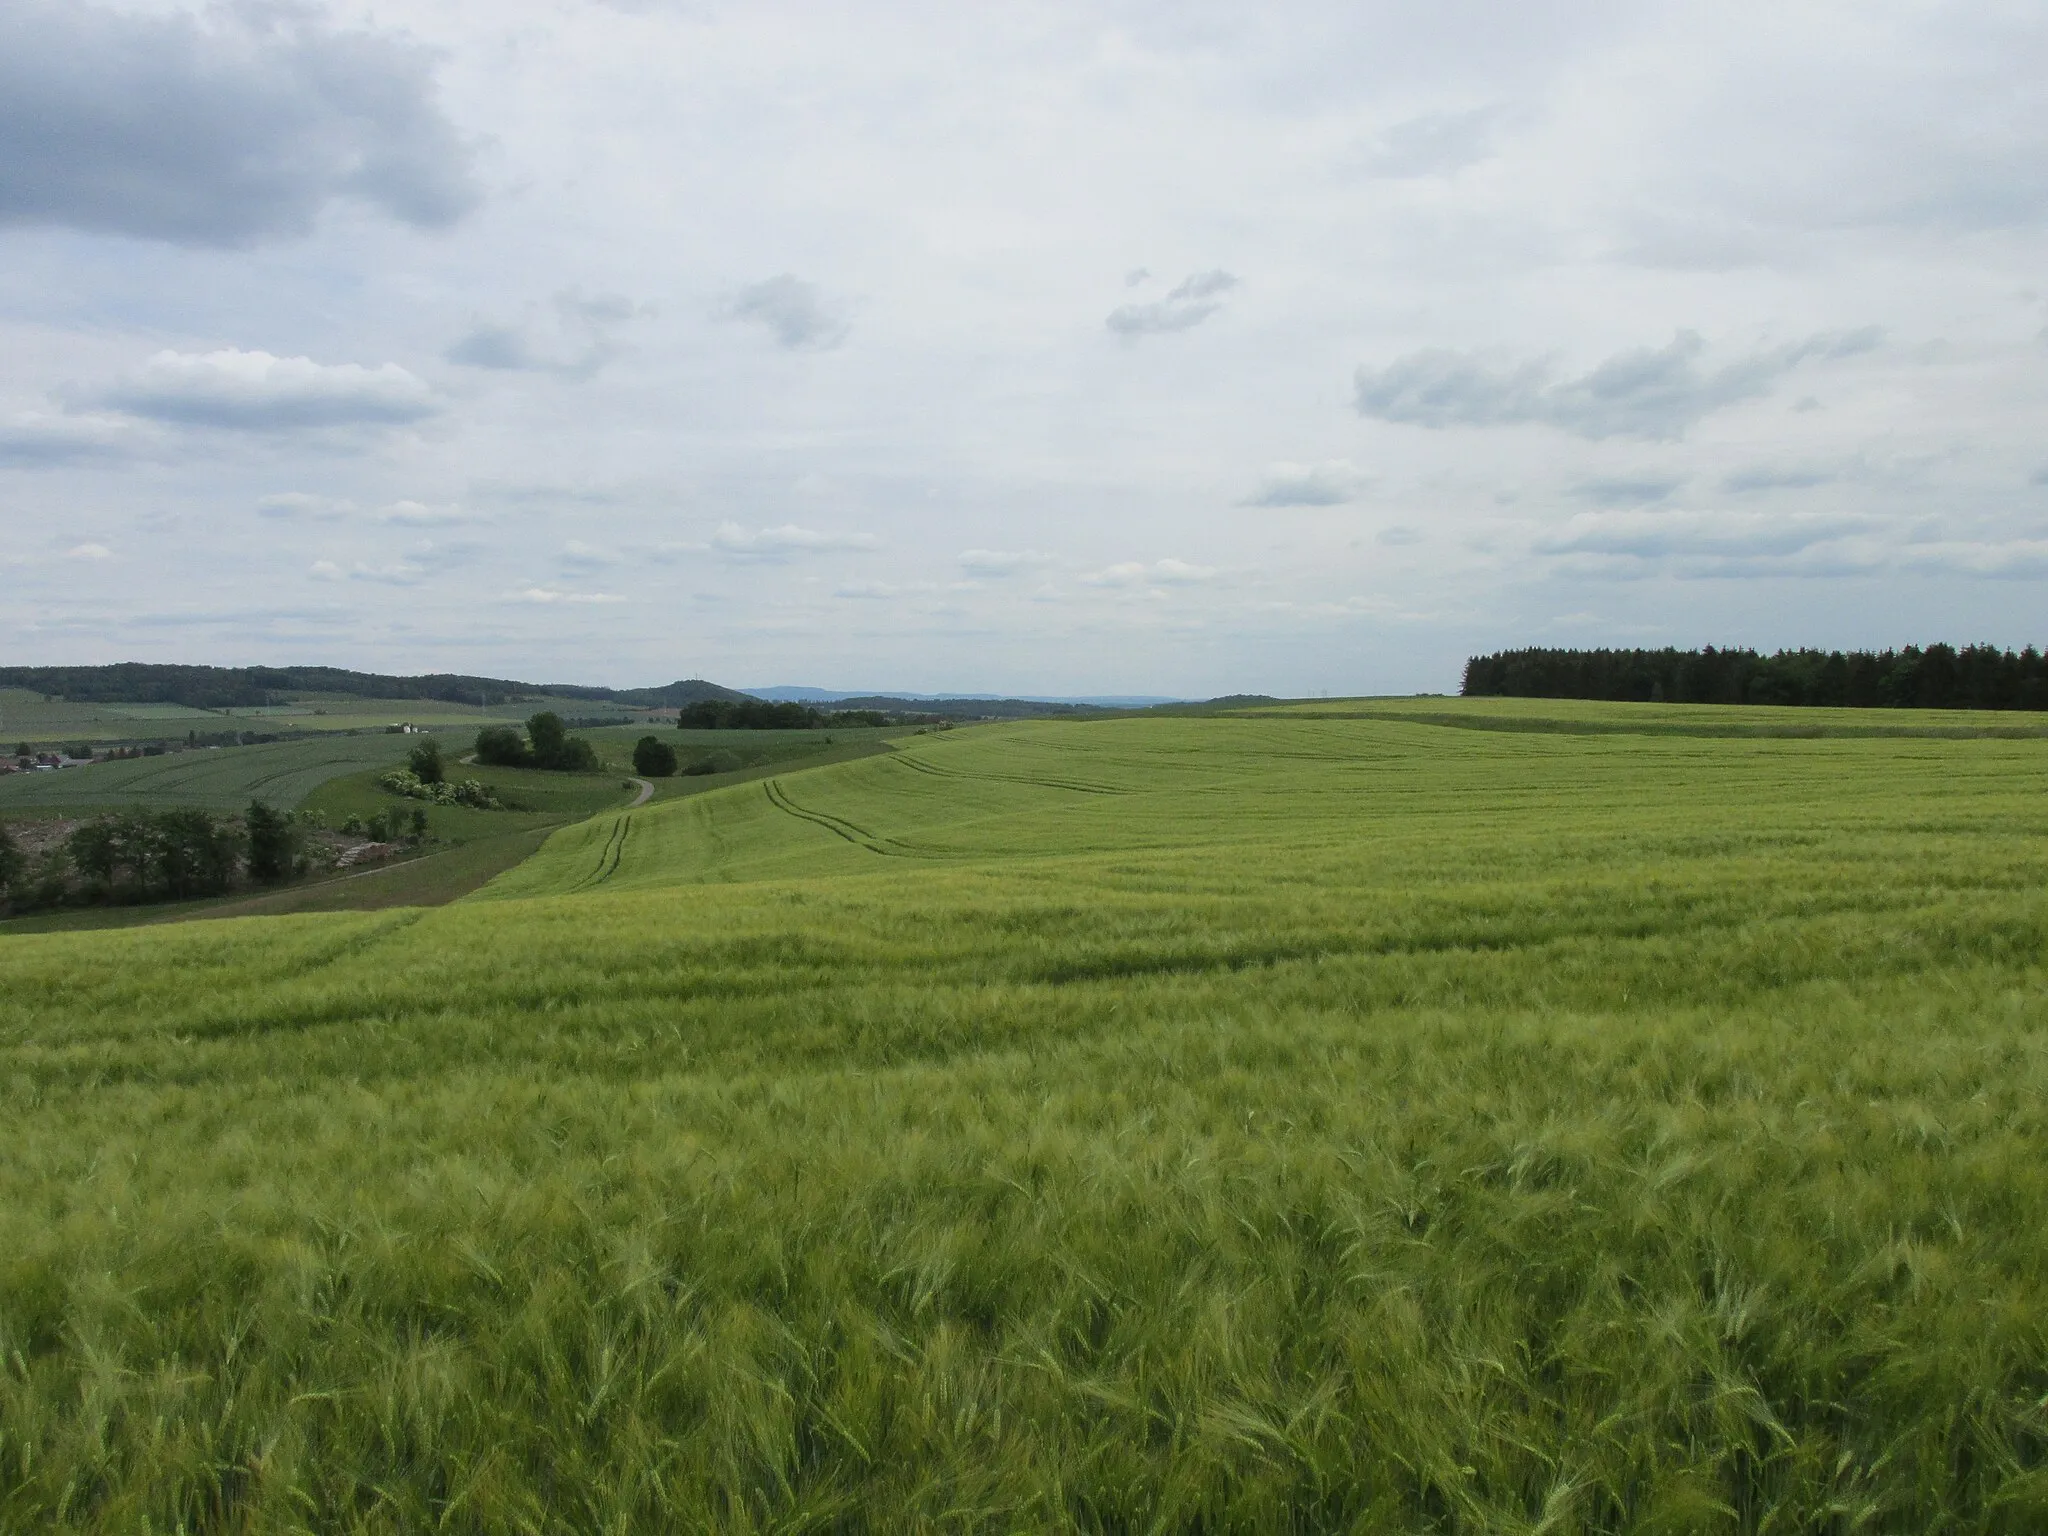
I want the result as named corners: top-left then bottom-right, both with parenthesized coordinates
top-left (1464, 645), bottom-right (2048, 711)
top-left (0, 664), bottom-right (752, 712)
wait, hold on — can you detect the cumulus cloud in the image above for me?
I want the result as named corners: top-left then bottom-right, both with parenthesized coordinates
top-left (0, 0), bottom-right (476, 247)
top-left (1358, 106), bottom-right (1508, 178)
top-left (1243, 460), bottom-right (1370, 507)
top-left (1105, 270), bottom-right (1238, 337)
top-left (709, 522), bottom-right (878, 561)
top-left (94, 349), bottom-right (441, 431)
top-left (722, 276), bottom-right (849, 351)
top-left (1354, 328), bottom-right (1883, 440)
top-left (958, 548), bottom-right (1055, 576)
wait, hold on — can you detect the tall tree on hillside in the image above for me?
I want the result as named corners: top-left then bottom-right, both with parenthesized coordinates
top-left (632, 736), bottom-right (678, 777)
top-left (408, 739), bottom-right (445, 785)
top-left (0, 822), bottom-right (21, 907)
top-left (246, 802), bottom-right (295, 884)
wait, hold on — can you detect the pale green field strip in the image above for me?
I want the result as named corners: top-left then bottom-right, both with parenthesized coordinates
top-left (0, 729), bottom-right (469, 813)
top-left (2, 708), bottom-right (2046, 1529)
top-left (1240, 691), bottom-right (2048, 738)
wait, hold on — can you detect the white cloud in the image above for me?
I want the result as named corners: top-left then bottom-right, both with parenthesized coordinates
top-left (710, 522), bottom-right (879, 561)
top-left (259, 492), bottom-right (354, 521)
top-left (377, 500), bottom-right (483, 527)
top-left (958, 548), bottom-right (1055, 576)
top-left (1080, 558), bottom-right (1219, 588)
top-left (65, 542), bottom-right (112, 560)
top-left (95, 350), bottom-right (440, 431)
top-left (510, 587), bottom-right (628, 604)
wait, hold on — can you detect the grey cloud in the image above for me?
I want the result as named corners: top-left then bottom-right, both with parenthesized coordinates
top-left (1355, 328), bottom-right (1883, 440)
top-left (0, 410), bottom-right (155, 466)
top-left (724, 276), bottom-right (849, 351)
top-left (1377, 525), bottom-right (1423, 546)
top-left (0, 0), bottom-right (476, 247)
top-left (1570, 474), bottom-right (1686, 507)
top-left (1244, 460), bottom-right (1369, 507)
top-left (1359, 106), bottom-right (1508, 178)
top-left (1535, 509), bottom-right (1868, 560)
top-left (94, 349), bottom-right (441, 430)
top-left (958, 549), bottom-right (1055, 576)
top-left (446, 291), bottom-right (647, 378)
top-left (445, 325), bottom-right (536, 371)
top-left (1723, 465), bottom-right (1838, 493)
top-left (1106, 270), bottom-right (1238, 337)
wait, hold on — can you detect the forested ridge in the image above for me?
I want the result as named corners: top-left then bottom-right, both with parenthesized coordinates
top-left (0, 664), bottom-right (750, 711)
top-left (1463, 644), bottom-right (2048, 710)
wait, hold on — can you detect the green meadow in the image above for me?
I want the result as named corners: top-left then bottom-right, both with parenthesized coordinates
top-left (3, 706), bottom-right (2047, 1530)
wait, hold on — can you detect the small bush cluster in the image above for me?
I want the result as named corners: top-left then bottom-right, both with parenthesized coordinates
top-left (341, 807), bottom-right (429, 842)
top-left (378, 769), bottom-right (501, 809)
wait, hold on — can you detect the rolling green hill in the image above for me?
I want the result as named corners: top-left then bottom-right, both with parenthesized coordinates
top-left (3, 706), bottom-right (2046, 1528)
top-left (0, 729), bottom-right (472, 813)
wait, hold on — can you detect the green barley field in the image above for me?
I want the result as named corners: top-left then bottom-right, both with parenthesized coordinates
top-left (4, 704), bottom-right (2047, 1531)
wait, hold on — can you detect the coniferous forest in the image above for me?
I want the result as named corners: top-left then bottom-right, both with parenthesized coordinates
top-left (1462, 644), bottom-right (2048, 710)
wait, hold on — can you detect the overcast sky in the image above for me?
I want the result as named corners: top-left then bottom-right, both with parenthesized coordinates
top-left (3, 0), bottom-right (2045, 695)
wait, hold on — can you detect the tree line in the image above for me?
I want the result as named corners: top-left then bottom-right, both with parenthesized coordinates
top-left (0, 663), bottom-right (753, 712)
top-left (0, 802), bottom-right (303, 914)
top-left (1462, 645), bottom-right (2048, 711)
top-left (676, 700), bottom-right (891, 730)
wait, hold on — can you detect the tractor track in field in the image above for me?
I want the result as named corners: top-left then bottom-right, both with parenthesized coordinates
top-left (889, 753), bottom-right (1128, 796)
top-left (763, 779), bottom-right (916, 856)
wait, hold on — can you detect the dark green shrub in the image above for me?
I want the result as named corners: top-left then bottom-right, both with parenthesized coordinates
top-left (632, 736), bottom-right (679, 777)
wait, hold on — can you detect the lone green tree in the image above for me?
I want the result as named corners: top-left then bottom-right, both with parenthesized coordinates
top-left (632, 735), bottom-right (678, 777)
top-left (245, 801), bottom-right (294, 884)
top-left (527, 712), bottom-right (568, 763)
top-left (0, 822), bottom-right (21, 908)
top-left (407, 739), bottom-right (445, 784)
top-left (475, 725), bottom-right (527, 766)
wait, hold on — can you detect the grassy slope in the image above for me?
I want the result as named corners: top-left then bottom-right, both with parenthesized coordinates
top-left (0, 729), bottom-right (477, 814)
top-left (2, 710), bottom-right (2047, 1529)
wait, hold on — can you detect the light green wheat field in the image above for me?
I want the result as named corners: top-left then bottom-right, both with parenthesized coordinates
top-left (4, 707), bottom-right (2047, 1531)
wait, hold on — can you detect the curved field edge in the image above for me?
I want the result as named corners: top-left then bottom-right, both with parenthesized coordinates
top-left (2, 711), bottom-right (2047, 1530)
